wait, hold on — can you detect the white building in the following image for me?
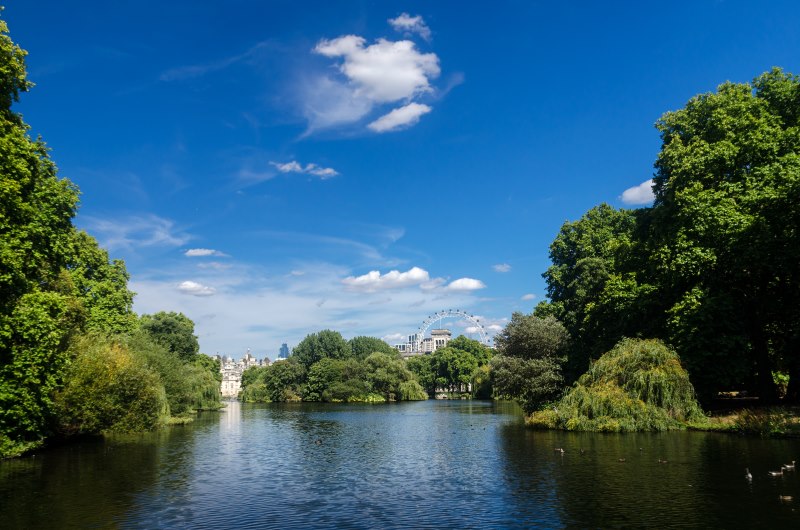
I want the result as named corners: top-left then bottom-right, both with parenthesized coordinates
top-left (219, 350), bottom-right (270, 398)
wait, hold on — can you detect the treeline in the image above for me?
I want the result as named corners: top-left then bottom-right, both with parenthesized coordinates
top-left (239, 331), bottom-right (493, 403)
top-left (0, 19), bottom-right (220, 458)
top-left (533, 68), bottom-right (800, 404)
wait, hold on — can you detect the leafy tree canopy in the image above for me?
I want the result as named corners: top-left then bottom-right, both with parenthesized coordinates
top-left (139, 312), bottom-right (199, 362)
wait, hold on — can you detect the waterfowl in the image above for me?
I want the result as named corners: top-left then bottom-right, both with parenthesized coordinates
top-left (745, 468), bottom-right (752, 481)
top-left (658, 459), bottom-right (668, 464)
top-left (779, 495), bottom-right (793, 502)
top-left (579, 449), bottom-right (586, 455)
top-left (768, 469), bottom-right (783, 477)
top-left (782, 460), bottom-right (795, 471)
top-left (554, 448), bottom-right (565, 454)
top-left (618, 458), bottom-right (626, 463)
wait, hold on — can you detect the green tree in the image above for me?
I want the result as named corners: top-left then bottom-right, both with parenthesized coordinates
top-left (65, 231), bottom-right (137, 335)
top-left (364, 352), bottom-right (425, 401)
top-left (536, 204), bottom-right (653, 380)
top-left (649, 68), bottom-right (800, 401)
top-left (139, 312), bottom-right (199, 362)
top-left (448, 335), bottom-right (493, 366)
top-left (0, 16), bottom-right (85, 456)
top-left (492, 313), bottom-right (569, 413)
top-left (406, 355), bottom-right (436, 396)
top-left (291, 330), bottom-right (351, 370)
top-left (349, 335), bottom-right (397, 360)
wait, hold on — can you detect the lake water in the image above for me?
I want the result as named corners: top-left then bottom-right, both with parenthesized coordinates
top-left (1, 400), bottom-right (799, 528)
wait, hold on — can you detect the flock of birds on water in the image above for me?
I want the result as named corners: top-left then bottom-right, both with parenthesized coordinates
top-left (553, 447), bottom-right (796, 504)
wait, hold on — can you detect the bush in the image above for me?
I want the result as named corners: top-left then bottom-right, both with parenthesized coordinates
top-left (54, 336), bottom-right (168, 435)
top-left (529, 338), bottom-right (705, 432)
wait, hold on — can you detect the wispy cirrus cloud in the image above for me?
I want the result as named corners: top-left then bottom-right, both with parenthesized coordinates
top-left (270, 160), bottom-right (339, 179)
top-left (493, 263), bottom-right (511, 273)
top-left (521, 293), bottom-right (537, 301)
top-left (159, 41), bottom-right (274, 82)
top-left (368, 102), bottom-right (432, 133)
top-left (81, 214), bottom-right (191, 251)
top-left (185, 248), bottom-right (228, 257)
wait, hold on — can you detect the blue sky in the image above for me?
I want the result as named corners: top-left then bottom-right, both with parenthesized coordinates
top-left (5, 1), bottom-right (799, 357)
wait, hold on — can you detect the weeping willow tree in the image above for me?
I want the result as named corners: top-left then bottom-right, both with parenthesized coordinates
top-left (529, 338), bottom-right (705, 432)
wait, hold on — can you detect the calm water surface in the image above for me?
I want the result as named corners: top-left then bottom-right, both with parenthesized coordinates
top-left (2, 400), bottom-right (800, 528)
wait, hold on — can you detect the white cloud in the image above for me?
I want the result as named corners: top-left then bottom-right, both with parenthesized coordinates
top-left (81, 214), bottom-right (190, 251)
top-left (620, 179), bottom-right (655, 205)
top-left (197, 262), bottom-right (231, 271)
top-left (177, 280), bottom-right (216, 297)
top-left (446, 278), bottom-right (486, 291)
top-left (521, 293), bottom-right (537, 301)
top-left (270, 160), bottom-right (339, 179)
top-left (314, 36), bottom-right (439, 103)
top-left (343, 266), bottom-right (430, 292)
top-left (493, 263), bottom-right (511, 273)
top-left (131, 260), bottom-right (503, 358)
top-left (185, 248), bottom-right (227, 257)
top-left (388, 13), bottom-right (432, 41)
top-left (367, 103), bottom-right (432, 133)
top-left (272, 161), bottom-right (303, 173)
top-left (299, 74), bottom-right (373, 132)
top-left (382, 332), bottom-right (406, 343)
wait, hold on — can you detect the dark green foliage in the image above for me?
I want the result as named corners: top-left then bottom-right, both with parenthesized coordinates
top-left (529, 339), bottom-right (705, 431)
top-left (538, 69), bottom-right (800, 402)
top-left (139, 312), bottom-right (199, 362)
top-left (492, 356), bottom-right (564, 414)
top-left (291, 329), bottom-right (351, 370)
top-left (491, 313), bottom-right (569, 412)
top-left (349, 335), bottom-right (397, 360)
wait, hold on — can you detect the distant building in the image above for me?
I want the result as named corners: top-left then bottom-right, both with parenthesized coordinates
top-left (278, 343), bottom-right (290, 359)
top-left (398, 329), bottom-right (452, 357)
top-left (219, 349), bottom-right (270, 398)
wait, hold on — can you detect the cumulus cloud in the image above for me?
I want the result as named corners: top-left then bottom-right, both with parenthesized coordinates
top-left (521, 293), bottom-right (537, 301)
top-left (493, 263), bottom-right (511, 273)
top-left (620, 179), bottom-right (655, 205)
top-left (446, 278), bottom-right (486, 291)
top-left (342, 266), bottom-right (430, 292)
top-left (367, 103), bottom-right (432, 133)
top-left (314, 36), bottom-right (439, 103)
top-left (185, 248), bottom-right (227, 257)
top-left (177, 280), bottom-right (216, 297)
top-left (270, 160), bottom-right (339, 179)
top-left (388, 13), bottom-right (432, 41)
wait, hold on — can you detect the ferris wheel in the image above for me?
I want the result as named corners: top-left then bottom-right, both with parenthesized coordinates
top-left (412, 309), bottom-right (491, 352)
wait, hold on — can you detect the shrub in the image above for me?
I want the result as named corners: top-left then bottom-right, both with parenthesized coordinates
top-left (529, 338), bottom-right (705, 432)
top-left (54, 336), bottom-right (168, 435)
